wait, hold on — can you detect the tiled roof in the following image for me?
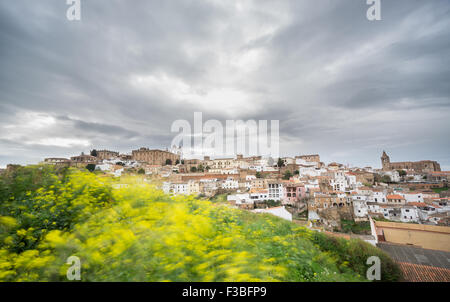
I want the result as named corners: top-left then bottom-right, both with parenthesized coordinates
top-left (407, 202), bottom-right (429, 207)
top-left (397, 262), bottom-right (450, 282)
top-left (387, 194), bottom-right (405, 199)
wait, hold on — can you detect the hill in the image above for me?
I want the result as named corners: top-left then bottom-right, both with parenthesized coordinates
top-left (0, 166), bottom-right (401, 281)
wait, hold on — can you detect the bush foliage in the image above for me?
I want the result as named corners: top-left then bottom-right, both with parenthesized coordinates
top-left (0, 166), bottom-right (401, 281)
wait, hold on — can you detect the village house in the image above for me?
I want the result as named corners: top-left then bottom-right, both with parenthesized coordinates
top-left (249, 189), bottom-right (269, 203)
top-left (267, 181), bottom-right (284, 201)
top-left (250, 178), bottom-right (267, 190)
top-left (70, 153), bottom-right (98, 167)
top-left (387, 194), bottom-right (406, 205)
top-left (283, 182), bottom-right (306, 206)
top-left (353, 200), bottom-right (369, 218)
top-left (221, 177), bottom-right (239, 190)
top-left (43, 158), bottom-right (71, 166)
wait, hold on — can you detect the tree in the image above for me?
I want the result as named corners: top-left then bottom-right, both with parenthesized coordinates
top-left (137, 168), bottom-right (145, 175)
top-left (283, 170), bottom-right (292, 180)
top-left (255, 172), bottom-right (262, 178)
top-left (90, 149), bottom-right (98, 157)
top-left (175, 159), bottom-right (180, 165)
top-left (181, 160), bottom-right (185, 164)
top-left (397, 170), bottom-right (406, 177)
top-left (190, 166), bottom-right (197, 173)
top-left (165, 159), bottom-right (172, 166)
top-left (277, 158), bottom-right (285, 168)
top-left (294, 170), bottom-right (299, 175)
top-left (86, 164), bottom-right (96, 172)
top-left (381, 175), bottom-right (391, 183)
top-left (115, 162), bottom-right (125, 166)
top-left (265, 200), bottom-right (281, 207)
top-left (197, 164), bottom-right (204, 172)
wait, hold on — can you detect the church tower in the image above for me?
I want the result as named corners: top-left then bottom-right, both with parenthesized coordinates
top-left (381, 151), bottom-right (390, 171)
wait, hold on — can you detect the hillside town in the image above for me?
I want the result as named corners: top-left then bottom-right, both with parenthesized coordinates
top-left (2, 147), bottom-right (450, 281)
top-left (5, 147), bottom-right (445, 232)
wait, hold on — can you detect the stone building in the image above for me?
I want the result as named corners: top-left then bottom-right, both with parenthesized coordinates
top-left (43, 158), bottom-right (71, 167)
top-left (95, 150), bottom-right (119, 160)
top-left (131, 148), bottom-right (180, 165)
top-left (70, 153), bottom-right (99, 167)
top-left (381, 151), bottom-right (441, 173)
top-left (296, 154), bottom-right (320, 162)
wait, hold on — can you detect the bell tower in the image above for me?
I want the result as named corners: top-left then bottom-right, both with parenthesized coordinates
top-left (381, 151), bottom-right (390, 171)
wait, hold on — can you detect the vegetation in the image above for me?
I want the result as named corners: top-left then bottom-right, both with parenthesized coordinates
top-left (432, 187), bottom-right (448, 194)
top-left (210, 193), bottom-right (228, 203)
top-left (85, 164), bottom-right (96, 172)
top-left (0, 166), bottom-right (401, 281)
top-left (137, 168), bottom-right (145, 175)
top-left (283, 171), bottom-right (292, 180)
top-left (397, 170), bottom-right (406, 177)
top-left (165, 159), bottom-right (172, 166)
top-left (263, 200), bottom-right (280, 208)
top-left (375, 174), bottom-right (391, 184)
top-left (277, 158), bottom-right (285, 168)
top-left (340, 219), bottom-right (371, 235)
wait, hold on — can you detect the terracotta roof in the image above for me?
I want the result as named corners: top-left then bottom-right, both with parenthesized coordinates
top-left (397, 262), bottom-right (450, 282)
top-left (407, 202), bottom-right (429, 207)
top-left (387, 194), bottom-right (405, 199)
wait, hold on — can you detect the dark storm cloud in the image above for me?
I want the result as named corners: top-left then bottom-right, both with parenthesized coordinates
top-left (0, 0), bottom-right (449, 169)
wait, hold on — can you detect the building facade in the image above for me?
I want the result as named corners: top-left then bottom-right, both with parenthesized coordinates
top-left (95, 150), bottom-right (119, 160)
top-left (381, 151), bottom-right (441, 173)
top-left (131, 148), bottom-right (180, 165)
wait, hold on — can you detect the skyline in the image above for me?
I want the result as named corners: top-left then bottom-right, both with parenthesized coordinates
top-left (1, 0), bottom-right (449, 169)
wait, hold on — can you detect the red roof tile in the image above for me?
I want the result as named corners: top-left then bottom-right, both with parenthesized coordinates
top-left (397, 262), bottom-right (450, 282)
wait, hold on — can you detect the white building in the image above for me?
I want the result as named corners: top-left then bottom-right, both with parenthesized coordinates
top-left (221, 177), bottom-right (239, 190)
top-left (250, 190), bottom-right (269, 202)
top-left (268, 182), bottom-right (284, 201)
top-left (372, 191), bottom-right (387, 203)
top-left (400, 206), bottom-right (419, 223)
top-left (253, 206), bottom-right (293, 221)
top-left (353, 200), bottom-right (368, 217)
top-left (400, 192), bottom-right (424, 203)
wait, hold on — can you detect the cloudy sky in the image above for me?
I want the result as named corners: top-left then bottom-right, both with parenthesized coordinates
top-left (0, 0), bottom-right (449, 169)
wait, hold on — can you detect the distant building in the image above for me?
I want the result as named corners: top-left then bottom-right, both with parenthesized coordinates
top-left (43, 158), bottom-right (71, 166)
top-left (70, 153), bottom-right (98, 166)
top-left (427, 171), bottom-right (450, 182)
top-left (95, 150), bottom-right (119, 160)
top-left (295, 154), bottom-right (320, 163)
top-left (131, 147), bottom-right (180, 165)
top-left (381, 151), bottom-right (441, 173)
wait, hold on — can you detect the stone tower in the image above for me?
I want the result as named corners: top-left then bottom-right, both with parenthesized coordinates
top-left (381, 151), bottom-right (390, 171)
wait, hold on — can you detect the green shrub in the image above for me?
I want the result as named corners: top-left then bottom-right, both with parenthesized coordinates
top-left (0, 167), bottom-right (401, 282)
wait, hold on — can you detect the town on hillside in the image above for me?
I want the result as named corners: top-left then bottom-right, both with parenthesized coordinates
top-left (3, 147), bottom-right (448, 234)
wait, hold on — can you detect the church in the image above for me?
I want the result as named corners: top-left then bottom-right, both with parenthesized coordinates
top-left (381, 151), bottom-right (441, 173)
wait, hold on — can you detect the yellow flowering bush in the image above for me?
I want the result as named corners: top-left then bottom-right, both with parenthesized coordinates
top-left (0, 166), bottom-right (400, 281)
